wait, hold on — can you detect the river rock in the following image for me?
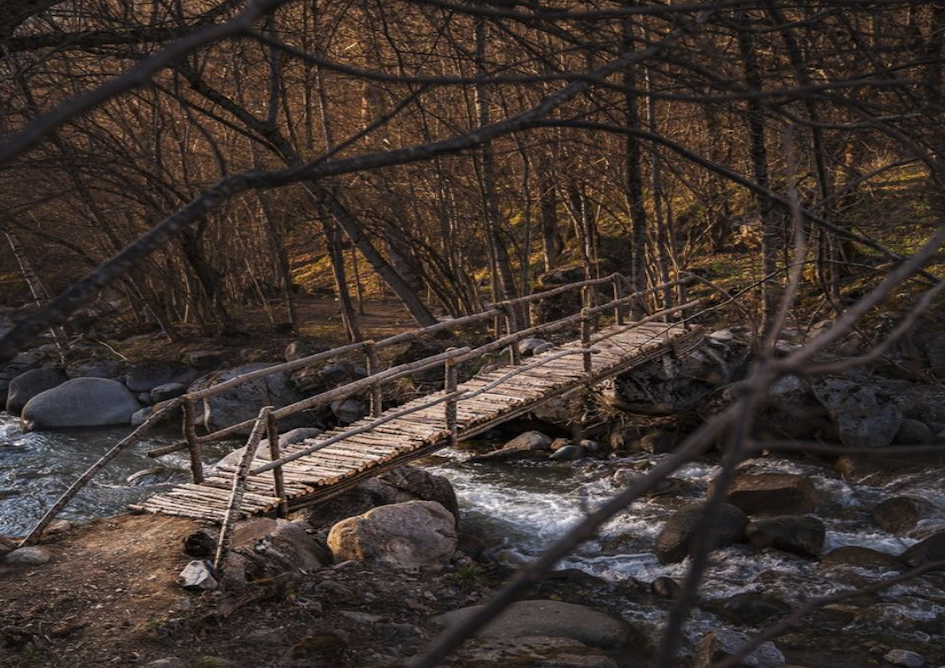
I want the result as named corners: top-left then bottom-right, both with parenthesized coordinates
top-left (191, 363), bottom-right (310, 434)
top-left (217, 427), bottom-right (323, 469)
top-left (434, 636), bottom-right (619, 668)
top-left (820, 546), bottom-right (905, 571)
top-left (285, 340), bottom-right (319, 363)
top-left (4, 546), bottom-right (50, 565)
top-left (125, 362), bottom-right (197, 393)
top-left (719, 592), bottom-right (791, 626)
top-left (22, 377), bottom-right (140, 429)
top-left (530, 391), bottom-right (584, 428)
top-left (327, 500), bottom-right (457, 570)
top-left (519, 338), bottom-right (551, 356)
top-left (550, 444), bottom-right (585, 461)
top-left (900, 531), bottom-right (945, 568)
top-left (0, 349), bottom-right (46, 403)
top-left (713, 472), bottom-right (821, 517)
top-left (5, 367), bottom-right (68, 415)
top-left (433, 600), bottom-right (638, 649)
top-left (308, 465), bottom-right (459, 529)
top-left (893, 418), bottom-right (935, 445)
top-left (694, 629), bottom-right (785, 668)
top-left (330, 398), bottom-right (367, 425)
top-left (504, 430), bottom-right (554, 452)
top-left (884, 649), bottom-right (926, 668)
top-left (65, 359), bottom-right (124, 380)
top-left (872, 496), bottom-right (934, 534)
top-left (130, 406), bottom-right (152, 427)
top-left (0, 535), bottom-right (17, 557)
top-left (812, 377), bottom-right (902, 448)
top-left (150, 382), bottom-right (187, 404)
top-left (924, 332), bottom-right (945, 380)
top-left (655, 503), bottom-right (748, 564)
top-left (745, 515), bottom-right (825, 558)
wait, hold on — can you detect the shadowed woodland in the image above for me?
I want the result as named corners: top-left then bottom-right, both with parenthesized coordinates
top-left (3, 1), bottom-right (945, 667)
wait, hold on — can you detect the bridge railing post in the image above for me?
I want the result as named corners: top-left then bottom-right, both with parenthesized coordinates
top-left (580, 307), bottom-right (593, 376)
top-left (266, 412), bottom-right (288, 519)
top-left (444, 357), bottom-right (459, 448)
top-left (611, 275), bottom-right (624, 325)
top-left (214, 406), bottom-right (272, 575)
top-left (183, 398), bottom-right (204, 484)
top-left (502, 304), bottom-right (521, 366)
top-left (364, 341), bottom-right (383, 417)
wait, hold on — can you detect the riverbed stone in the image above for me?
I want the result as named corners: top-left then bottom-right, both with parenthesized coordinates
top-left (5, 367), bottom-right (68, 415)
top-left (0, 349), bottom-right (46, 403)
top-left (4, 546), bottom-right (50, 565)
top-left (550, 444), bottom-right (585, 461)
top-left (812, 377), bottom-right (902, 448)
top-left (190, 363), bottom-right (310, 434)
top-left (655, 503), bottom-right (748, 564)
top-left (901, 531), bottom-right (945, 568)
top-left (745, 515), bottom-right (825, 558)
top-left (330, 397), bottom-right (367, 424)
top-left (893, 418), bottom-right (936, 445)
top-left (177, 560), bottom-right (217, 591)
top-left (22, 377), bottom-right (140, 429)
top-left (884, 649), bottom-right (926, 668)
top-left (504, 430), bottom-right (554, 452)
top-left (433, 600), bottom-right (638, 649)
top-left (236, 519), bottom-right (329, 577)
top-left (125, 362), bottom-right (197, 393)
top-left (719, 592), bottom-right (791, 626)
top-left (872, 496), bottom-right (934, 534)
top-left (712, 472), bottom-right (821, 517)
top-left (327, 500), bottom-right (457, 571)
top-left (694, 629), bottom-right (785, 668)
top-left (820, 546), bottom-right (905, 571)
top-left (150, 382), bottom-right (187, 404)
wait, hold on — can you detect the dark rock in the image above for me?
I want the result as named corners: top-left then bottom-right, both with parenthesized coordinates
top-left (651, 576), bottom-right (682, 600)
top-left (900, 531), bottom-right (945, 568)
top-left (924, 332), bottom-right (945, 380)
top-left (0, 535), bottom-right (17, 557)
top-left (65, 359), bottom-right (124, 380)
top-left (125, 362), bottom-right (197, 393)
top-left (820, 546), bottom-right (905, 570)
top-left (22, 377), bottom-right (140, 429)
top-left (285, 340), bottom-right (319, 363)
top-left (502, 430), bottom-right (554, 452)
top-left (713, 472), bottom-right (821, 517)
top-left (237, 519), bottom-right (330, 577)
top-left (4, 546), bottom-right (50, 565)
top-left (872, 496), bottom-right (934, 534)
top-left (184, 528), bottom-right (219, 558)
top-left (331, 398), bottom-right (367, 425)
top-left (190, 363), bottom-right (310, 435)
top-left (638, 429), bottom-right (678, 454)
top-left (280, 632), bottom-right (348, 667)
top-left (130, 407), bottom-right (152, 427)
top-left (308, 465), bottom-right (459, 529)
top-left (5, 368), bottom-right (68, 415)
top-left (183, 350), bottom-right (228, 369)
top-left (745, 515), bottom-right (826, 558)
top-left (519, 338), bottom-right (551, 356)
top-left (0, 349), bottom-right (46, 403)
top-left (719, 592), bottom-right (791, 626)
top-left (884, 649), bottom-right (926, 668)
top-left (432, 599), bottom-right (639, 649)
top-left (655, 503), bottom-right (748, 564)
top-left (812, 376), bottom-right (902, 448)
top-left (150, 382), bottom-right (187, 404)
top-left (893, 418), bottom-right (936, 445)
top-left (694, 629), bottom-right (785, 668)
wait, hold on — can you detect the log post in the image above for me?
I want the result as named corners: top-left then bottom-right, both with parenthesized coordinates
top-left (266, 412), bottom-right (288, 519)
top-left (503, 303), bottom-right (521, 366)
top-left (364, 341), bottom-right (383, 417)
top-left (612, 275), bottom-right (624, 325)
top-left (444, 357), bottom-right (459, 448)
top-left (581, 308), bottom-right (593, 376)
top-left (183, 399), bottom-right (204, 484)
top-left (214, 406), bottom-right (272, 575)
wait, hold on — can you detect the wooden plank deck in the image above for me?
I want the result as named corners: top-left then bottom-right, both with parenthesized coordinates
top-left (133, 320), bottom-right (702, 522)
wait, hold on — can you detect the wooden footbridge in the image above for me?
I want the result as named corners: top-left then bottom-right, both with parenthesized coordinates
top-left (21, 273), bottom-right (704, 562)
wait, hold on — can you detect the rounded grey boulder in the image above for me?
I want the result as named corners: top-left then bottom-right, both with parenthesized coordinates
top-left (656, 503), bottom-right (748, 564)
top-left (22, 377), bottom-right (140, 430)
top-left (6, 367), bottom-right (68, 416)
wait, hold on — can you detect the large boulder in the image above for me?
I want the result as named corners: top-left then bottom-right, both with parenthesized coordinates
top-left (712, 472), bottom-right (821, 517)
top-left (308, 465), bottom-right (459, 529)
top-left (327, 500), bottom-right (457, 570)
top-left (820, 546), bottom-right (905, 571)
top-left (900, 531), bottom-right (945, 568)
top-left (125, 362), bottom-right (198, 393)
top-left (21, 377), bottom-right (140, 429)
top-left (233, 518), bottom-right (330, 578)
top-left (745, 515), bottom-right (826, 559)
top-left (468, 430), bottom-right (555, 463)
top-left (812, 377), bottom-right (902, 448)
top-left (432, 600), bottom-right (639, 649)
top-left (655, 503), bottom-right (748, 564)
top-left (191, 363), bottom-right (310, 435)
top-left (5, 367), bottom-right (68, 415)
top-left (0, 348), bottom-right (46, 404)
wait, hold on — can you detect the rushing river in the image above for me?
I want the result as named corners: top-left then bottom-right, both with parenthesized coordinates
top-left (3, 415), bottom-right (945, 648)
